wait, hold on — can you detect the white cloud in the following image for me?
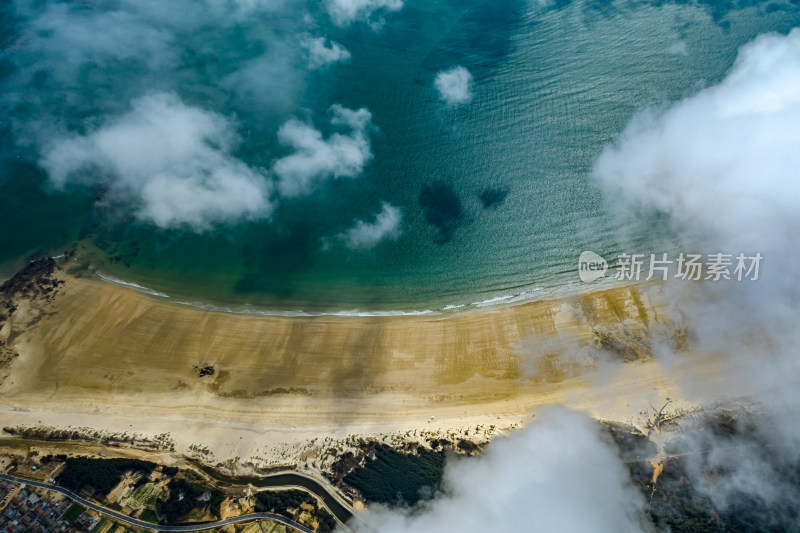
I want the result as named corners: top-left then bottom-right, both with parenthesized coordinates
top-left (40, 92), bottom-right (273, 230)
top-left (221, 43), bottom-right (304, 113)
top-left (324, 0), bottom-right (403, 28)
top-left (274, 104), bottom-right (374, 197)
top-left (301, 35), bottom-right (352, 69)
top-left (434, 66), bottom-right (474, 106)
top-left (344, 407), bottom-right (650, 533)
top-left (23, 3), bottom-right (176, 75)
top-left (593, 28), bottom-right (800, 513)
top-left (668, 40), bottom-right (688, 56)
top-left (335, 202), bottom-right (402, 250)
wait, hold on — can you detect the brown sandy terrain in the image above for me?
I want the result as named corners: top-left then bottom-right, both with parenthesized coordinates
top-left (0, 260), bottom-right (721, 472)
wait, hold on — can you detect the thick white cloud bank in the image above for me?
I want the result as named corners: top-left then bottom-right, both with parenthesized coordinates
top-left (434, 66), bottom-right (474, 106)
top-left (274, 105), bottom-right (374, 197)
top-left (593, 28), bottom-right (800, 511)
top-left (301, 36), bottom-right (351, 69)
top-left (594, 29), bottom-right (800, 258)
top-left (325, 0), bottom-right (403, 28)
top-left (344, 407), bottom-right (650, 533)
top-left (41, 92), bottom-right (273, 230)
top-left (336, 202), bottom-right (402, 250)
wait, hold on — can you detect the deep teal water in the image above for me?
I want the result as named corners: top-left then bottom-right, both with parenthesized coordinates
top-left (1, 0), bottom-right (798, 312)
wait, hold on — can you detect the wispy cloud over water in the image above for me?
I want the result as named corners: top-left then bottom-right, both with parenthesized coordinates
top-left (434, 66), bottom-right (474, 106)
top-left (274, 105), bottom-right (375, 197)
top-left (41, 92), bottom-right (274, 230)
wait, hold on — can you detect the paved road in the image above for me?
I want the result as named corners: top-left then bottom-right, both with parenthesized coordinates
top-left (0, 473), bottom-right (315, 533)
top-left (188, 461), bottom-right (353, 523)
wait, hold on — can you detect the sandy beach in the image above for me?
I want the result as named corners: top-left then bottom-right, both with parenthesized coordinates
top-left (0, 261), bottom-right (719, 474)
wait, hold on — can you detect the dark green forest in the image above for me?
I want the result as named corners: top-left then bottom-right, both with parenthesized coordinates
top-left (343, 444), bottom-right (445, 505)
top-left (57, 457), bottom-right (156, 496)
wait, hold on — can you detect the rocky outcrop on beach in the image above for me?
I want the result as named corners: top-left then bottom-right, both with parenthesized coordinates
top-left (0, 256), bottom-right (64, 320)
top-left (0, 255), bottom-right (68, 382)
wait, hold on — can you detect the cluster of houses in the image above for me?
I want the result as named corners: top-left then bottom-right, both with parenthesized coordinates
top-left (0, 480), bottom-right (72, 532)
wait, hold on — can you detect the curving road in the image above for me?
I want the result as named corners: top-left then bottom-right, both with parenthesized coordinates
top-left (187, 460), bottom-right (353, 523)
top-left (0, 473), bottom-right (316, 533)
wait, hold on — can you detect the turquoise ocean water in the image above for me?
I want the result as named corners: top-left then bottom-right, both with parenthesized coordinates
top-left (1, 0), bottom-right (798, 313)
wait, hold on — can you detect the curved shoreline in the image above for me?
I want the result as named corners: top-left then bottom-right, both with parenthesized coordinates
top-left (86, 264), bottom-right (627, 319)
